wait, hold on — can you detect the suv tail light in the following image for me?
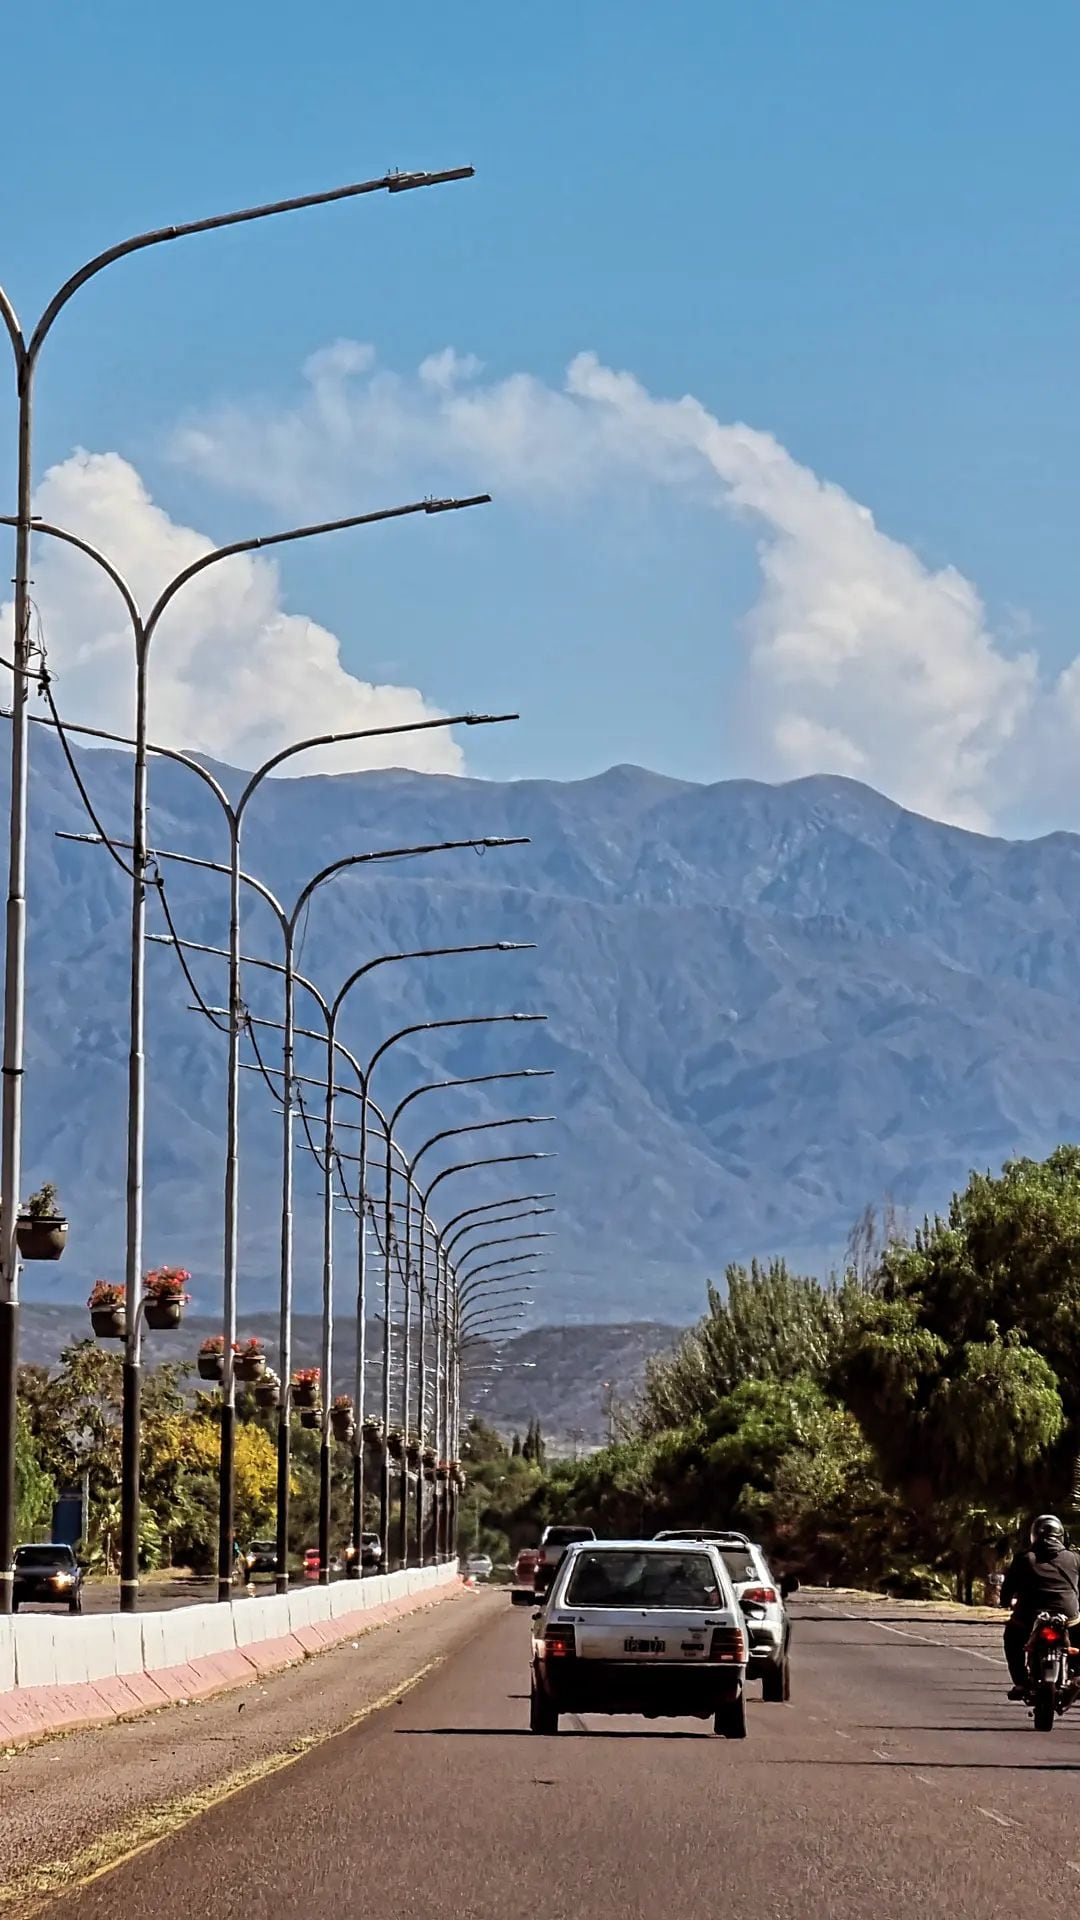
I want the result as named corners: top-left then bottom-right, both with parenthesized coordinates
top-left (544, 1624), bottom-right (576, 1660)
top-left (741, 1586), bottom-right (777, 1607)
top-left (708, 1626), bottom-right (745, 1664)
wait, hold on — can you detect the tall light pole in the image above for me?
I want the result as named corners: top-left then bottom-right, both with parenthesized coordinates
top-left (0, 160), bottom-right (474, 1615)
top-left (68, 822), bottom-right (522, 1602)
top-left (389, 1118), bottom-right (555, 1568)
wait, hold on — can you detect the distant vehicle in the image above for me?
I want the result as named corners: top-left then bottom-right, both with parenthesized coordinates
top-left (534, 1524), bottom-right (596, 1600)
top-left (243, 1539), bottom-right (278, 1579)
top-left (360, 1532), bottom-right (383, 1572)
top-left (512, 1544), bottom-right (541, 1603)
top-left (302, 1547), bottom-right (342, 1579)
top-left (464, 1553), bottom-right (493, 1581)
top-left (530, 1539), bottom-right (748, 1736)
top-left (654, 1528), bottom-right (798, 1700)
top-left (12, 1543), bottom-right (84, 1614)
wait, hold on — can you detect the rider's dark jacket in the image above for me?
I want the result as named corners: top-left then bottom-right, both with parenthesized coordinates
top-left (1001, 1541), bottom-right (1080, 1621)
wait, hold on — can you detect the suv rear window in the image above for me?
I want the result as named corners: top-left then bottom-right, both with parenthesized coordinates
top-left (565, 1549), bottom-right (724, 1610)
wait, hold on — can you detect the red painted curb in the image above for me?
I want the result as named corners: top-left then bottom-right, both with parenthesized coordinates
top-left (0, 1581), bottom-right (460, 1752)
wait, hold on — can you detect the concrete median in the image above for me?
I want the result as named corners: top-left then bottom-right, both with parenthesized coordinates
top-left (0, 1561), bottom-right (459, 1749)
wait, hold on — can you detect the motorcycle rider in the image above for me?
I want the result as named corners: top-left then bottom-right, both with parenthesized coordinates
top-left (1000, 1514), bottom-right (1080, 1698)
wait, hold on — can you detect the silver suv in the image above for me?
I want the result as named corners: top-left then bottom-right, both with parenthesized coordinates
top-left (654, 1528), bottom-right (798, 1700)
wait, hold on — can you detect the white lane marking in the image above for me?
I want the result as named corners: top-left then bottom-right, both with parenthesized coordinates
top-left (914, 1774), bottom-right (934, 1786)
top-left (865, 1618), bottom-right (1005, 1667)
top-left (834, 1729), bottom-right (852, 1740)
top-left (1066, 1861), bottom-right (1080, 1875)
top-left (872, 1749), bottom-right (891, 1761)
top-left (977, 1807), bottom-right (1018, 1828)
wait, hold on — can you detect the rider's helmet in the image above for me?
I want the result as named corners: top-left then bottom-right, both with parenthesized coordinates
top-left (1030, 1513), bottom-right (1066, 1547)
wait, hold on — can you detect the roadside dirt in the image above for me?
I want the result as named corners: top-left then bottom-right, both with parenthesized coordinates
top-left (0, 1584), bottom-right (503, 1910)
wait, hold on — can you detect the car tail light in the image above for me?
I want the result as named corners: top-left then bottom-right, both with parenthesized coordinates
top-left (708, 1626), bottom-right (746, 1663)
top-left (741, 1586), bottom-right (777, 1606)
top-left (544, 1624), bottom-right (576, 1659)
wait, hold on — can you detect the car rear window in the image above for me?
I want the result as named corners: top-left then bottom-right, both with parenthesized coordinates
top-left (564, 1549), bottom-right (724, 1610)
top-left (15, 1547), bottom-right (71, 1569)
top-left (545, 1527), bottom-right (593, 1545)
top-left (720, 1549), bottom-right (759, 1583)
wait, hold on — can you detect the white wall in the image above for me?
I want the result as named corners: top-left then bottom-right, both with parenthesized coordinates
top-left (6, 1559), bottom-right (458, 1693)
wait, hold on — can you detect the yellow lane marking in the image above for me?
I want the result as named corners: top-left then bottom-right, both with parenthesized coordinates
top-left (0, 1658), bottom-right (440, 1916)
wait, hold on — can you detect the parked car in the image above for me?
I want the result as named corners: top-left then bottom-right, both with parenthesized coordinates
top-left (243, 1538), bottom-right (279, 1579)
top-left (512, 1544), bottom-right (541, 1603)
top-left (530, 1539), bottom-right (748, 1736)
top-left (12, 1542), bottom-right (84, 1614)
top-left (534, 1524), bottom-right (596, 1600)
top-left (654, 1528), bottom-right (798, 1700)
top-left (463, 1553), bottom-right (493, 1581)
top-left (360, 1532), bottom-right (383, 1572)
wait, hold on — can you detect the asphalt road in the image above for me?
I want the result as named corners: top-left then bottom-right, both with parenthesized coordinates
top-left (50, 1594), bottom-right (1080, 1919)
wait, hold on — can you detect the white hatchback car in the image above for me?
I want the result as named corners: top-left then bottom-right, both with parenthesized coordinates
top-left (654, 1528), bottom-right (798, 1700)
top-left (530, 1539), bottom-right (749, 1738)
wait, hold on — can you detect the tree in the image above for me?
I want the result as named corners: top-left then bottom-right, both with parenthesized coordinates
top-left (14, 1400), bottom-right (55, 1540)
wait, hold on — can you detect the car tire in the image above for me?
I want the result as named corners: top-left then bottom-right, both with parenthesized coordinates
top-left (530, 1681), bottom-right (559, 1734)
top-left (714, 1694), bottom-right (748, 1739)
top-left (762, 1656), bottom-right (790, 1702)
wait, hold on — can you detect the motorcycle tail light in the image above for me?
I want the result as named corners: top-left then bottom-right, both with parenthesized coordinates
top-left (1040, 1626), bottom-right (1062, 1642)
top-left (709, 1626), bottom-right (746, 1663)
top-left (544, 1625), bottom-right (576, 1659)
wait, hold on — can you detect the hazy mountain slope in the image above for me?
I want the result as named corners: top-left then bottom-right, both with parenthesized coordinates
top-left (9, 733), bottom-right (1080, 1322)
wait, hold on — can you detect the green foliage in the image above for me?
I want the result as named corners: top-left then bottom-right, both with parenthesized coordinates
top-left (14, 1400), bottom-right (55, 1540)
top-left (505, 1150), bottom-right (1080, 1597)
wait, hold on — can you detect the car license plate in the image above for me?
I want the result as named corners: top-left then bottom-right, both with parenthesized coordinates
top-left (624, 1636), bottom-right (666, 1654)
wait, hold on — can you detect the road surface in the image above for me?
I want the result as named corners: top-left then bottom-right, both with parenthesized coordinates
top-left (44, 1594), bottom-right (1080, 1917)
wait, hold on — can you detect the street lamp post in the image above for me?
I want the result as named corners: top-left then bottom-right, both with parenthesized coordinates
top-left (0, 161), bottom-right (474, 1616)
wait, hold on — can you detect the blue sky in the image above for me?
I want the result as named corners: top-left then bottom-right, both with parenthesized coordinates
top-left (3, 1), bottom-right (1080, 830)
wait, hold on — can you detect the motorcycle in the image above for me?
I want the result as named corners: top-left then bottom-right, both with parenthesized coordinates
top-left (1023, 1610), bottom-right (1080, 1731)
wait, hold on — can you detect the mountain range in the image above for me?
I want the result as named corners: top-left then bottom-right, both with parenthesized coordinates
top-left (9, 730), bottom-right (1080, 1325)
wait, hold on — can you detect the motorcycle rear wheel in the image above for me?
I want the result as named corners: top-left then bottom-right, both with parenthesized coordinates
top-left (1033, 1681), bottom-right (1056, 1733)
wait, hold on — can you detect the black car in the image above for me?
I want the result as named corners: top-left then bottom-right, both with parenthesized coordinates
top-left (243, 1538), bottom-right (279, 1579)
top-left (13, 1543), bottom-right (84, 1613)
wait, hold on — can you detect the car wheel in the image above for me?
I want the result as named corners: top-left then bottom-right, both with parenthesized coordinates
top-left (762, 1656), bottom-right (789, 1702)
top-left (714, 1694), bottom-right (747, 1739)
top-left (530, 1681), bottom-right (559, 1734)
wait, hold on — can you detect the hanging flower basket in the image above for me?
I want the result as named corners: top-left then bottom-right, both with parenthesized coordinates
top-left (422, 1446), bottom-right (437, 1471)
top-left (17, 1182), bottom-right (68, 1261)
top-left (88, 1281), bottom-right (125, 1341)
top-left (436, 1461), bottom-right (451, 1483)
top-left (332, 1413), bottom-right (356, 1445)
top-left (291, 1369), bottom-right (320, 1409)
top-left (233, 1337), bottom-right (267, 1383)
top-left (386, 1428), bottom-right (404, 1462)
top-left (406, 1439), bottom-right (421, 1471)
top-left (198, 1336), bottom-right (225, 1382)
top-left (254, 1371), bottom-right (281, 1409)
top-left (361, 1416), bottom-right (384, 1444)
top-left (143, 1267), bottom-right (190, 1331)
top-left (299, 1406), bottom-right (320, 1430)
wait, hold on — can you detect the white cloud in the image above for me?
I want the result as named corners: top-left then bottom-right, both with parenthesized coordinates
top-left (1, 451), bottom-right (464, 777)
top-left (172, 342), bottom-right (1055, 831)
